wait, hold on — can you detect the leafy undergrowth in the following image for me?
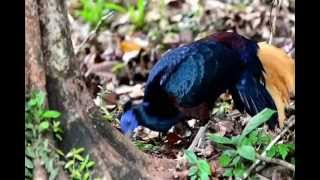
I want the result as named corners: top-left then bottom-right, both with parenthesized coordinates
top-left (65, 0), bottom-right (295, 179)
top-left (25, 91), bottom-right (100, 180)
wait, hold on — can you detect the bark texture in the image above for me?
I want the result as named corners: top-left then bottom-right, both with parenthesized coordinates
top-left (25, 0), bottom-right (46, 94)
top-left (26, 0), bottom-right (171, 179)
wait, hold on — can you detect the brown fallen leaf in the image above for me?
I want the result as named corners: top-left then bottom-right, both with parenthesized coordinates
top-left (115, 84), bottom-right (144, 97)
top-left (165, 133), bottom-right (183, 145)
top-left (102, 91), bottom-right (118, 106)
top-left (81, 49), bottom-right (118, 82)
top-left (214, 120), bottom-right (234, 136)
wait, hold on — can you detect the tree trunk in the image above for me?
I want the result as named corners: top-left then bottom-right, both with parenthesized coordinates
top-left (25, 0), bottom-right (46, 94)
top-left (26, 0), bottom-right (175, 179)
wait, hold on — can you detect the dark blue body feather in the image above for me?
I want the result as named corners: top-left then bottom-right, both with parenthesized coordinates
top-left (145, 40), bottom-right (243, 108)
top-left (120, 32), bottom-right (278, 135)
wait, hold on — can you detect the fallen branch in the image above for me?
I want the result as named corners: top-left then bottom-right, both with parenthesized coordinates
top-left (74, 11), bottom-right (115, 55)
top-left (187, 123), bottom-right (209, 151)
top-left (268, 0), bottom-right (283, 44)
top-left (242, 115), bottom-right (295, 179)
top-left (176, 123), bottom-right (209, 169)
top-left (256, 154), bottom-right (295, 171)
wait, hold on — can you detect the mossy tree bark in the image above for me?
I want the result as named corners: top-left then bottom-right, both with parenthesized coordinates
top-left (25, 0), bottom-right (172, 179)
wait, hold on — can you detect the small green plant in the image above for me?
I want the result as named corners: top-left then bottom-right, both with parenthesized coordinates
top-left (64, 148), bottom-right (96, 180)
top-left (25, 91), bottom-right (64, 180)
top-left (105, 0), bottom-right (146, 29)
top-left (267, 143), bottom-right (295, 160)
top-left (212, 101), bottom-right (232, 116)
top-left (77, 0), bottom-right (108, 26)
top-left (127, 0), bottom-right (146, 29)
top-left (184, 150), bottom-right (211, 180)
top-left (133, 140), bottom-right (159, 152)
top-left (95, 85), bottom-right (118, 123)
top-left (77, 0), bottom-right (146, 29)
top-left (208, 108), bottom-right (295, 178)
top-left (208, 108), bottom-right (275, 178)
top-left (26, 91), bottom-right (63, 141)
top-left (111, 62), bottom-right (127, 75)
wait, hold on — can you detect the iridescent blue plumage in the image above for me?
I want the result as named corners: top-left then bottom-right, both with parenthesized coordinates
top-left (120, 32), bottom-right (278, 135)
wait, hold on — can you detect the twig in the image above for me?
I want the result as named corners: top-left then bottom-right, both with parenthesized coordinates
top-left (176, 123), bottom-right (209, 169)
top-left (187, 123), bottom-right (209, 151)
top-left (255, 174), bottom-right (270, 180)
top-left (242, 116), bottom-right (295, 179)
top-left (256, 154), bottom-right (295, 171)
top-left (268, 0), bottom-right (283, 44)
top-left (74, 11), bottom-right (115, 55)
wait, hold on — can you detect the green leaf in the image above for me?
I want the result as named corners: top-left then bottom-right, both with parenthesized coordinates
top-left (75, 147), bottom-right (85, 154)
top-left (80, 162), bottom-right (86, 172)
top-left (257, 133), bottom-right (272, 145)
top-left (25, 157), bottom-right (33, 169)
top-left (188, 166), bottom-right (198, 176)
top-left (46, 159), bottom-right (54, 172)
top-left (248, 130), bottom-right (259, 145)
top-left (55, 134), bottom-right (63, 141)
top-left (233, 163), bottom-right (246, 178)
top-left (74, 170), bottom-right (81, 178)
top-left (197, 160), bottom-right (211, 175)
top-left (66, 151), bottom-right (74, 159)
top-left (190, 175), bottom-right (197, 180)
top-left (39, 121), bottom-right (50, 132)
top-left (27, 98), bottom-right (38, 108)
top-left (237, 145), bottom-right (256, 161)
top-left (49, 168), bottom-right (59, 180)
top-left (230, 136), bottom-right (241, 145)
top-left (83, 172), bottom-right (90, 180)
top-left (277, 144), bottom-right (289, 160)
top-left (239, 108), bottom-right (276, 141)
top-left (28, 91), bottom-right (45, 108)
top-left (184, 150), bottom-right (198, 164)
top-left (199, 173), bottom-right (209, 180)
top-left (223, 149), bottom-right (238, 157)
top-left (207, 133), bottom-right (234, 145)
top-left (26, 146), bottom-right (35, 158)
top-left (64, 160), bottom-right (75, 169)
top-left (223, 168), bottom-right (233, 177)
top-left (25, 168), bottom-right (32, 177)
top-left (26, 123), bottom-right (34, 130)
top-left (75, 154), bottom-right (85, 161)
top-left (286, 143), bottom-right (295, 151)
top-left (54, 148), bottom-right (64, 156)
top-left (230, 156), bottom-right (241, 166)
top-left (137, 0), bottom-right (145, 25)
top-left (42, 110), bottom-right (61, 119)
top-left (266, 146), bottom-right (276, 158)
top-left (218, 153), bottom-right (232, 167)
top-left (86, 161), bottom-right (95, 169)
top-left (104, 3), bottom-right (127, 13)
top-left (240, 137), bottom-right (252, 146)
top-left (112, 63), bottom-right (127, 74)
top-left (35, 91), bottom-right (46, 107)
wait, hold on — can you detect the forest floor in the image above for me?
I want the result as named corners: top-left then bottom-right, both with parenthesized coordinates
top-left (67, 0), bottom-right (295, 179)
